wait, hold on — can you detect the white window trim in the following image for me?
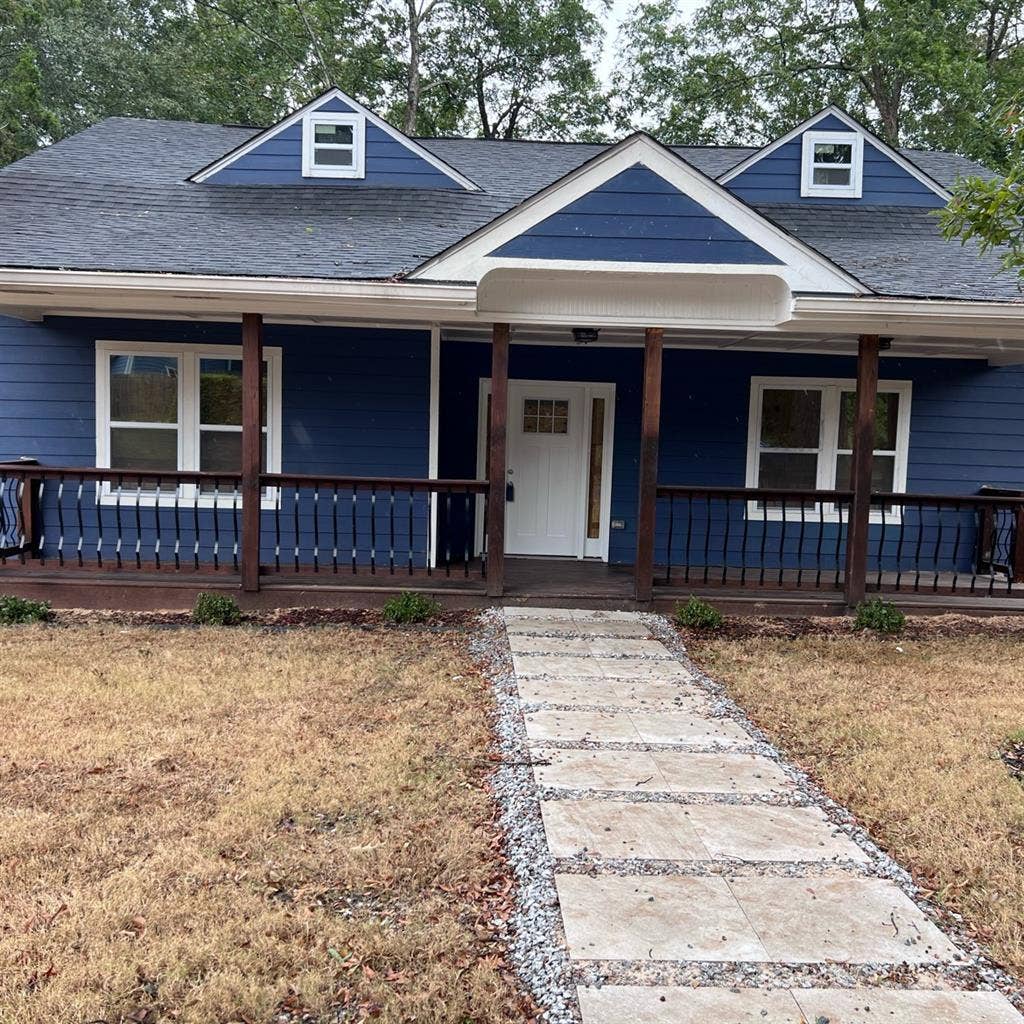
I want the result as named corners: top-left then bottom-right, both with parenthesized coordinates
top-left (800, 130), bottom-right (864, 198)
top-left (301, 111), bottom-right (365, 179)
top-left (95, 339), bottom-right (282, 507)
top-left (745, 375), bottom-right (912, 522)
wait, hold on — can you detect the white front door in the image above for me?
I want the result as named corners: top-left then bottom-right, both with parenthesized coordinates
top-left (505, 381), bottom-right (587, 557)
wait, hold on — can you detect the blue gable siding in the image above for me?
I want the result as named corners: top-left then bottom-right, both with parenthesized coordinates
top-left (726, 114), bottom-right (945, 207)
top-left (203, 97), bottom-right (466, 189)
top-left (489, 165), bottom-right (784, 264)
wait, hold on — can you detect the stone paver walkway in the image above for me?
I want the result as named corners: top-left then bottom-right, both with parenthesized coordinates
top-left (504, 606), bottom-right (1024, 1024)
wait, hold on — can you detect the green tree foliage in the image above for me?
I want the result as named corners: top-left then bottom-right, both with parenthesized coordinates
top-left (612, 0), bottom-right (1024, 163)
top-left (0, 0), bottom-right (608, 165)
top-left (941, 100), bottom-right (1024, 277)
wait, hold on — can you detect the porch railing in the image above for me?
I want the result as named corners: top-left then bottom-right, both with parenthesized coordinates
top-left (0, 464), bottom-right (487, 582)
top-left (655, 484), bottom-right (1024, 598)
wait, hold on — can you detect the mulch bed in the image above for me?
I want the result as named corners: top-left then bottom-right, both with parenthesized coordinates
top-left (678, 613), bottom-right (1024, 643)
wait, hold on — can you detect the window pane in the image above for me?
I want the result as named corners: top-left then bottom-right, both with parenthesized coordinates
top-left (199, 430), bottom-right (267, 474)
top-left (314, 147), bottom-right (354, 167)
top-left (760, 389), bottom-right (821, 449)
top-left (838, 392), bottom-right (900, 450)
top-left (110, 355), bottom-right (177, 423)
top-left (314, 123), bottom-right (353, 145)
top-left (757, 452), bottom-right (818, 490)
top-left (199, 359), bottom-right (267, 427)
top-left (110, 427), bottom-right (178, 471)
top-left (813, 166), bottom-right (852, 185)
top-left (836, 453), bottom-right (896, 492)
top-left (814, 143), bottom-right (852, 164)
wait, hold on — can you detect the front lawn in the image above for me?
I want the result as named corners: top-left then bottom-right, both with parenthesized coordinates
top-left (693, 630), bottom-right (1024, 981)
top-left (0, 621), bottom-right (526, 1023)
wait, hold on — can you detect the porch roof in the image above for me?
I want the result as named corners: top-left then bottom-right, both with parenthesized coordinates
top-left (0, 117), bottom-right (1019, 305)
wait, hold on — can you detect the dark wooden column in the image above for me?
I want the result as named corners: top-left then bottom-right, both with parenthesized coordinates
top-left (844, 333), bottom-right (880, 606)
top-left (635, 326), bottom-right (664, 602)
top-left (486, 323), bottom-right (510, 598)
top-left (241, 312), bottom-right (264, 593)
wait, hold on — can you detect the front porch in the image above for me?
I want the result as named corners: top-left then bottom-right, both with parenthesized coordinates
top-left (0, 311), bottom-right (1019, 610)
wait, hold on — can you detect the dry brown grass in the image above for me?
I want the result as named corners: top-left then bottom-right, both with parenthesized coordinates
top-left (693, 632), bottom-right (1024, 980)
top-left (0, 623), bottom-right (527, 1024)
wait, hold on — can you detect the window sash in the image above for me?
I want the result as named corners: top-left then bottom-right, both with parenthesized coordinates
top-left (96, 341), bottom-right (281, 505)
top-left (302, 112), bottom-right (364, 178)
top-left (801, 131), bottom-right (863, 197)
top-left (747, 377), bottom-right (911, 520)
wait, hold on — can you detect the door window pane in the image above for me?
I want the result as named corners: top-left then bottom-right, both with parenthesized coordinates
top-left (586, 397), bottom-right (605, 540)
top-left (760, 389), bottom-right (821, 449)
top-left (110, 427), bottom-right (178, 471)
top-left (524, 398), bottom-right (569, 434)
top-left (838, 392), bottom-right (900, 450)
top-left (110, 355), bottom-right (177, 423)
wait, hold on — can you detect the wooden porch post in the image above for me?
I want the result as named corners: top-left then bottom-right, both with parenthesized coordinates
top-left (241, 312), bottom-right (264, 593)
top-left (635, 326), bottom-right (664, 602)
top-left (844, 333), bottom-right (880, 607)
top-left (486, 322), bottom-right (510, 598)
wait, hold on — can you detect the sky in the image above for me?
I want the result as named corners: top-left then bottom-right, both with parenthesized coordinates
top-left (597, 0), bottom-right (708, 84)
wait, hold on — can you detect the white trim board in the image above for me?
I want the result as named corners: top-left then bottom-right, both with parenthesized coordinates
top-left (474, 376), bottom-right (616, 561)
top-left (190, 87), bottom-right (479, 191)
top-left (718, 105), bottom-right (951, 203)
top-left (409, 132), bottom-right (866, 296)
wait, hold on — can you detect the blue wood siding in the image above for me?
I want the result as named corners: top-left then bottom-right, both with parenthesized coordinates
top-left (439, 340), bottom-right (1024, 566)
top-left (726, 115), bottom-right (945, 207)
top-left (489, 165), bottom-right (783, 263)
top-left (204, 97), bottom-right (465, 189)
top-left (0, 315), bottom-right (430, 565)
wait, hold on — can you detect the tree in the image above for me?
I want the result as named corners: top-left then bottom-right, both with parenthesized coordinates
top-left (611, 0), bottom-right (1024, 164)
top-left (941, 100), bottom-right (1024, 277)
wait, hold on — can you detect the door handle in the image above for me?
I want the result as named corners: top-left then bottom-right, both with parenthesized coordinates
top-left (506, 481), bottom-right (515, 502)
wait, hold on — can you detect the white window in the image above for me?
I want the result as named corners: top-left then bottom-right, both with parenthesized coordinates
top-left (746, 376), bottom-right (912, 520)
top-left (800, 130), bottom-right (863, 198)
top-left (301, 111), bottom-right (365, 179)
top-left (96, 341), bottom-right (282, 504)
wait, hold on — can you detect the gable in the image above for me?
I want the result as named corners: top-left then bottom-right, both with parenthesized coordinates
top-left (412, 133), bottom-right (864, 295)
top-left (488, 165), bottom-right (783, 265)
top-left (193, 91), bottom-right (476, 190)
top-left (722, 111), bottom-right (948, 208)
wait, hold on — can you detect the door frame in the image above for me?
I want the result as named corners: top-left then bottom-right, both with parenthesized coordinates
top-left (475, 377), bottom-right (616, 561)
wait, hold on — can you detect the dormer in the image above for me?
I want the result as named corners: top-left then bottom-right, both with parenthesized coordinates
top-left (720, 107), bottom-right (949, 208)
top-left (191, 88), bottom-right (478, 190)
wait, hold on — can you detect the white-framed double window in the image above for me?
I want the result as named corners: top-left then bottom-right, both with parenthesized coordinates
top-left (95, 340), bottom-right (282, 504)
top-left (746, 376), bottom-right (912, 520)
top-left (800, 130), bottom-right (864, 198)
top-left (301, 110), bottom-right (365, 179)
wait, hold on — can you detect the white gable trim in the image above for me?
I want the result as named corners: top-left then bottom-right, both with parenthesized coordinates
top-left (718, 105), bottom-right (951, 202)
top-left (190, 87), bottom-right (480, 191)
top-left (409, 133), bottom-right (866, 295)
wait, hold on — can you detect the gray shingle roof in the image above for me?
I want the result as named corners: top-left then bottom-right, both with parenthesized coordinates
top-left (0, 115), bottom-right (1018, 301)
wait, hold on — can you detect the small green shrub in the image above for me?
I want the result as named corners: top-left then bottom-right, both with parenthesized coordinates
top-left (192, 592), bottom-right (242, 626)
top-left (0, 595), bottom-right (52, 625)
top-left (854, 597), bottom-right (905, 635)
top-left (674, 595), bottom-right (724, 631)
top-left (382, 592), bottom-right (441, 624)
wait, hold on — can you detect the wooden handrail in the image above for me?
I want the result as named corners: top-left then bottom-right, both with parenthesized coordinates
top-left (656, 484), bottom-right (854, 502)
top-left (260, 472), bottom-right (488, 492)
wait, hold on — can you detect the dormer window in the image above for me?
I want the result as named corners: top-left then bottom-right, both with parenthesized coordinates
top-left (302, 111), bottom-right (365, 179)
top-left (801, 130), bottom-right (863, 198)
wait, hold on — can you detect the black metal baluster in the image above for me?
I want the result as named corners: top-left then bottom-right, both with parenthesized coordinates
top-left (721, 496), bottom-right (731, 586)
top-left (913, 501), bottom-right (924, 591)
top-left (95, 478), bottom-right (105, 568)
top-left (56, 474), bottom-right (66, 567)
top-left (777, 498), bottom-right (788, 587)
top-left (409, 489), bottom-right (416, 575)
top-left (932, 503), bottom-right (943, 592)
top-left (173, 481), bottom-right (181, 570)
top-left (293, 481), bottom-right (301, 572)
top-left (153, 479), bottom-right (162, 570)
top-left (231, 481), bottom-right (240, 573)
top-left (351, 486), bottom-right (358, 574)
top-left (274, 484), bottom-right (282, 572)
top-left (684, 494), bottom-right (693, 584)
top-left (312, 482), bottom-right (320, 573)
top-left (796, 499), bottom-right (806, 589)
top-left (833, 500), bottom-right (844, 590)
top-left (370, 485), bottom-right (377, 574)
top-left (894, 500), bottom-right (906, 591)
top-left (949, 501), bottom-right (962, 593)
top-left (75, 476), bottom-right (85, 567)
top-left (876, 502), bottom-right (886, 591)
top-left (332, 484), bottom-right (339, 574)
top-left (463, 491), bottom-right (471, 578)
top-left (387, 484), bottom-right (395, 574)
top-left (444, 489), bottom-right (452, 577)
top-left (665, 493), bottom-right (675, 586)
top-left (114, 474), bottom-right (124, 569)
top-left (758, 496), bottom-right (768, 587)
top-left (814, 497), bottom-right (824, 589)
top-left (212, 478), bottom-right (221, 571)
top-left (702, 494), bottom-right (711, 585)
top-left (192, 477), bottom-right (201, 570)
top-left (740, 494), bottom-right (750, 587)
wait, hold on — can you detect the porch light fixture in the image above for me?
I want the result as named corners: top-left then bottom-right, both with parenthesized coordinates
top-left (572, 327), bottom-right (600, 345)
top-left (880, 336), bottom-right (894, 350)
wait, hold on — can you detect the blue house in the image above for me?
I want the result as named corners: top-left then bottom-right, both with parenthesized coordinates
top-left (0, 88), bottom-right (1022, 611)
